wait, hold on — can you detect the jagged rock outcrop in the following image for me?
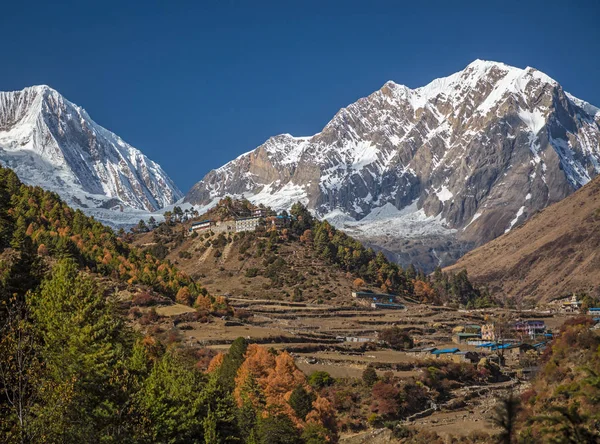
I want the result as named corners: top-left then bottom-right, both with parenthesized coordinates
top-left (186, 60), bottom-right (600, 270)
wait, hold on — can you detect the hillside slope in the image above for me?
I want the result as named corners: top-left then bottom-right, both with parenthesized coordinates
top-left (133, 199), bottom-right (491, 308)
top-left (445, 175), bottom-right (600, 303)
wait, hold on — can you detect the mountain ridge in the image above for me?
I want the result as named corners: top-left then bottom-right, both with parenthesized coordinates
top-left (185, 60), bottom-right (600, 270)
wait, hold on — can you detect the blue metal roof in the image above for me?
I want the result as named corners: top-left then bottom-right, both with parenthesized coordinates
top-left (432, 348), bottom-right (459, 355)
top-left (588, 307), bottom-right (600, 311)
top-left (476, 342), bottom-right (495, 348)
top-left (191, 220), bottom-right (211, 226)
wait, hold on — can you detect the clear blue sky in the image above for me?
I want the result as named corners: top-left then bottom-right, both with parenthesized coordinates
top-left (1, 0), bottom-right (599, 191)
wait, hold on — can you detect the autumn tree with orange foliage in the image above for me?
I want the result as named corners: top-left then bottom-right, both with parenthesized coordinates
top-left (232, 343), bottom-right (338, 441)
top-left (206, 352), bottom-right (225, 373)
top-left (300, 229), bottom-right (313, 243)
top-left (194, 294), bottom-right (212, 312)
top-left (413, 279), bottom-right (436, 303)
top-left (352, 278), bottom-right (365, 289)
top-left (175, 286), bottom-right (193, 305)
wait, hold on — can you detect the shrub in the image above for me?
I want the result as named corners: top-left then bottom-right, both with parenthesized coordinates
top-left (245, 268), bottom-right (259, 278)
top-left (178, 250), bottom-right (192, 259)
top-left (362, 365), bottom-right (379, 386)
top-left (370, 381), bottom-right (400, 417)
top-left (128, 307), bottom-right (142, 319)
top-left (379, 326), bottom-right (414, 350)
top-left (139, 308), bottom-right (159, 325)
top-left (132, 291), bottom-right (158, 307)
top-left (234, 309), bottom-right (253, 321)
top-left (308, 371), bottom-right (334, 389)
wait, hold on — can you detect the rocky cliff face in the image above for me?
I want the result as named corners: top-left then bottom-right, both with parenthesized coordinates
top-left (186, 60), bottom-right (600, 270)
top-left (0, 85), bottom-right (182, 220)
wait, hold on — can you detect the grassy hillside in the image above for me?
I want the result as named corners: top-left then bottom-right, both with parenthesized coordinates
top-left (446, 175), bottom-right (600, 304)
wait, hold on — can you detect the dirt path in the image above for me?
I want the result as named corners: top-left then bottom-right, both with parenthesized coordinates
top-left (199, 245), bottom-right (214, 263)
top-left (219, 241), bottom-right (234, 264)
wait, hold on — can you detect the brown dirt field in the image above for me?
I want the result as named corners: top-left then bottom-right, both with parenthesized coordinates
top-left (296, 362), bottom-right (366, 379)
top-left (155, 304), bottom-right (196, 316)
top-left (413, 409), bottom-right (499, 437)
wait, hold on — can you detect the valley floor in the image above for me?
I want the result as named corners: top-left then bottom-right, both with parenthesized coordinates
top-left (136, 295), bottom-right (575, 439)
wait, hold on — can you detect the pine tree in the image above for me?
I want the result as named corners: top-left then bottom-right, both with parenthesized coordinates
top-left (256, 413), bottom-right (302, 444)
top-left (135, 350), bottom-right (206, 443)
top-left (30, 259), bottom-right (133, 441)
top-left (218, 337), bottom-right (248, 392)
top-left (289, 386), bottom-right (315, 420)
top-left (137, 219), bottom-right (149, 232)
top-left (201, 373), bottom-right (241, 443)
top-left (203, 407), bottom-right (218, 444)
top-left (10, 215), bottom-right (27, 249)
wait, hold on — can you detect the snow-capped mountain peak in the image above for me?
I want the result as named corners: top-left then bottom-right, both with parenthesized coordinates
top-left (0, 85), bottom-right (183, 224)
top-left (185, 60), bottom-right (600, 270)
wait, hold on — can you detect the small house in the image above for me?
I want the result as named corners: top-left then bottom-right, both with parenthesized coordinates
top-left (352, 291), bottom-right (396, 301)
top-left (513, 320), bottom-right (546, 338)
top-left (370, 302), bottom-right (405, 310)
top-left (419, 346), bottom-right (438, 356)
top-left (453, 332), bottom-right (481, 344)
top-left (464, 324), bottom-right (482, 334)
top-left (466, 339), bottom-right (490, 346)
top-left (267, 215), bottom-right (290, 230)
top-left (496, 344), bottom-right (538, 365)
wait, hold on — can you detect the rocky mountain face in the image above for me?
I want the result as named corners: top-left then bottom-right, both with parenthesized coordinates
top-left (0, 85), bottom-right (182, 223)
top-left (186, 60), bottom-right (600, 270)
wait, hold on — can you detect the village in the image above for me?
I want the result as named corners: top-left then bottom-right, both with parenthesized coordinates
top-left (134, 280), bottom-right (600, 437)
top-left (129, 199), bottom-right (600, 438)
top-left (163, 203), bottom-right (600, 383)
